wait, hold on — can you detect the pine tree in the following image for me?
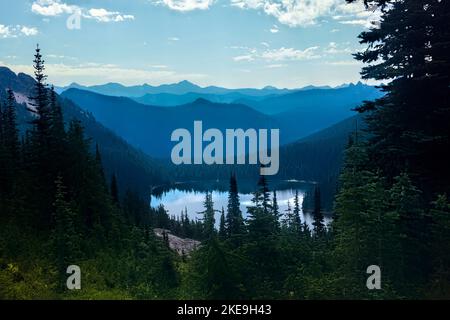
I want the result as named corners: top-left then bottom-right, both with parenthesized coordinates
top-left (226, 173), bottom-right (245, 239)
top-left (293, 190), bottom-right (302, 233)
top-left (272, 190), bottom-right (279, 222)
top-left (429, 194), bottom-right (450, 297)
top-left (200, 192), bottom-right (216, 240)
top-left (0, 90), bottom-right (20, 195)
top-left (29, 44), bottom-right (51, 156)
top-left (52, 175), bottom-right (80, 288)
top-left (4, 89), bottom-right (19, 161)
top-left (0, 101), bottom-right (6, 196)
top-left (312, 186), bottom-right (325, 236)
top-left (111, 173), bottom-right (120, 206)
top-left (282, 200), bottom-right (292, 229)
top-left (49, 86), bottom-right (65, 141)
top-left (349, 0), bottom-right (450, 198)
top-left (389, 172), bottom-right (429, 291)
top-left (247, 175), bottom-right (277, 239)
top-left (0, 101), bottom-right (3, 142)
top-left (94, 143), bottom-right (106, 186)
top-left (28, 45), bottom-right (55, 227)
top-left (333, 142), bottom-right (398, 298)
top-left (257, 174), bottom-right (271, 215)
top-left (218, 207), bottom-right (226, 239)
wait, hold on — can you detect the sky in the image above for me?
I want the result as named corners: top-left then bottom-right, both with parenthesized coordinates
top-left (0, 0), bottom-right (381, 89)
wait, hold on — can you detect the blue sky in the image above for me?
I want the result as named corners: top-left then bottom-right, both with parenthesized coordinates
top-left (0, 0), bottom-right (380, 88)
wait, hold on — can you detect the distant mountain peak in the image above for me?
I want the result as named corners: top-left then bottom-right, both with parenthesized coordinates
top-left (0, 66), bottom-right (16, 78)
top-left (178, 80), bottom-right (193, 84)
top-left (263, 85), bottom-right (278, 90)
top-left (349, 81), bottom-right (365, 87)
top-left (176, 80), bottom-right (199, 88)
top-left (68, 82), bottom-right (83, 87)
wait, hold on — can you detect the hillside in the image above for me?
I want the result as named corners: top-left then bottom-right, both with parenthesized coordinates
top-left (0, 66), bottom-right (168, 197)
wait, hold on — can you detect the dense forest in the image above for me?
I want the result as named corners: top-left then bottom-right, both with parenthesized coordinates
top-left (1, 0), bottom-right (450, 299)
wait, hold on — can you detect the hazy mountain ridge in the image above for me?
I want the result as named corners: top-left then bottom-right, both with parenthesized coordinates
top-left (61, 88), bottom-right (281, 158)
top-left (55, 79), bottom-right (357, 99)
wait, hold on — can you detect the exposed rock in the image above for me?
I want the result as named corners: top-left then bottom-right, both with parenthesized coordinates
top-left (154, 228), bottom-right (201, 256)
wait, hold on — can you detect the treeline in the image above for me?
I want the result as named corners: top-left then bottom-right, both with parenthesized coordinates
top-left (0, 46), bottom-right (180, 299)
top-left (178, 173), bottom-right (333, 299)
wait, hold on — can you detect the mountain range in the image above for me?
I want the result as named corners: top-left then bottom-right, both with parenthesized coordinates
top-left (54, 80), bottom-right (357, 99)
top-left (61, 89), bottom-right (280, 158)
top-left (55, 80), bottom-right (295, 97)
top-left (60, 81), bottom-right (380, 158)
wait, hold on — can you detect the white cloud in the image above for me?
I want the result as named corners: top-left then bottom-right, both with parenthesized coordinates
top-left (20, 26), bottom-right (39, 36)
top-left (87, 8), bottom-right (134, 23)
top-left (233, 54), bottom-right (255, 62)
top-left (233, 46), bottom-right (320, 62)
top-left (269, 24), bottom-right (279, 33)
top-left (338, 19), bottom-right (379, 28)
top-left (230, 0), bottom-right (380, 28)
top-left (0, 25), bottom-right (13, 38)
top-left (150, 65), bottom-right (169, 69)
top-left (260, 42), bottom-right (270, 47)
top-left (158, 0), bottom-right (214, 12)
top-left (47, 54), bottom-right (78, 61)
top-left (261, 46), bottom-right (320, 61)
top-left (168, 37), bottom-right (180, 41)
top-left (31, 0), bottom-right (76, 16)
top-left (265, 63), bottom-right (286, 68)
top-left (0, 24), bottom-right (39, 38)
top-left (323, 42), bottom-right (353, 55)
top-left (31, 0), bottom-right (134, 23)
top-left (325, 60), bottom-right (362, 66)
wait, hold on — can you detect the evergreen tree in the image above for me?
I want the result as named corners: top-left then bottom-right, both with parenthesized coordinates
top-left (28, 45), bottom-right (55, 227)
top-left (0, 90), bottom-right (20, 195)
top-left (4, 89), bottom-right (19, 161)
top-left (429, 194), bottom-right (450, 297)
top-left (29, 44), bottom-right (51, 154)
top-left (226, 173), bottom-right (245, 239)
top-left (333, 142), bottom-right (398, 298)
top-left (282, 200), bottom-right (292, 230)
top-left (247, 175), bottom-right (277, 239)
top-left (111, 173), bottom-right (120, 205)
top-left (389, 172), bottom-right (429, 291)
top-left (94, 143), bottom-right (106, 187)
top-left (200, 192), bottom-right (216, 240)
top-left (312, 186), bottom-right (325, 236)
top-left (52, 175), bottom-right (80, 288)
top-left (349, 0), bottom-right (450, 198)
top-left (258, 174), bottom-right (271, 215)
top-left (292, 190), bottom-right (302, 233)
top-left (272, 190), bottom-right (280, 222)
top-left (218, 207), bottom-right (226, 239)
top-left (0, 101), bottom-right (4, 195)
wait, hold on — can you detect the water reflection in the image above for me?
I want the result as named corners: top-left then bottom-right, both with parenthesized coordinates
top-left (151, 187), bottom-right (331, 229)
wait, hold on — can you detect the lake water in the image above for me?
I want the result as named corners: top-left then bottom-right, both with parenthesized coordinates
top-left (151, 184), bottom-right (332, 229)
